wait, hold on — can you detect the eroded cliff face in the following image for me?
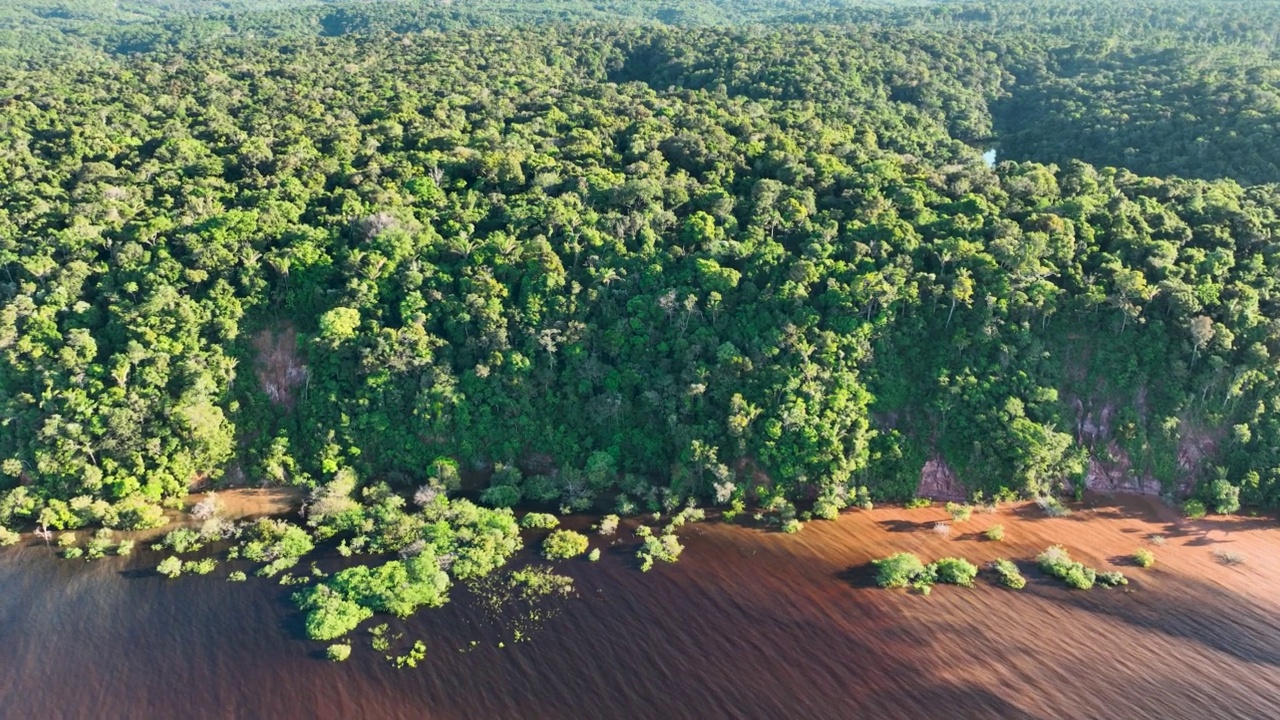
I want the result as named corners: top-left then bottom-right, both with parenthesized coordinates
top-left (1069, 390), bottom-right (1219, 496)
top-left (913, 388), bottom-right (1222, 501)
top-left (252, 324), bottom-right (308, 410)
top-left (916, 457), bottom-right (967, 501)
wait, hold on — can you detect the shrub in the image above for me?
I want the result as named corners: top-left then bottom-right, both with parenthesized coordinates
top-left (1148, 534), bottom-right (1166, 546)
top-left (392, 640), bottom-right (426, 669)
top-left (184, 558), bottom-right (218, 575)
top-left (781, 518), bottom-right (803, 534)
top-left (1183, 499), bottom-right (1207, 519)
top-left (85, 529), bottom-right (114, 560)
top-left (812, 498), bottom-right (841, 520)
top-left (116, 539), bottom-right (135, 556)
top-left (325, 554), bottom-right (451, 619)
top-left (62, 547), bottom-right (84, 559)
top-left (57, 532), bottom-right (78, 549)
top-left (872, 553), bottom-right (926, 589)
top-left (227, 571), bottom-right (247, 582)
top-left (984, 524), bottom-right (1005, 542)
top-left (854, 486), bottom-right (873, 511)
top-left (542, 529), bottom-right (589, 560)
top-left (0, 526), bottom-right (20, 546)
top-left (520, 513), bottom-right (559, 530)
top-left (480, 484), bottom-right (521, 508)
top-left (993, 487), bottom-right (1020, 504)
top-left (296, 586), bottom-right (374, 641)
top-left (1097, 571), bottom-right (1128, 587)
top-left (1036, 545), bottom-right (1095, 590)
top-left (1133, 549), bottom-right (1155, 568)
top-left (327, 643), bottom-right (352, 662)
top-left (489, 462), bottom-right (521, 486)
top-left (989, 558), bottom-right (1026, 589)
top-left (1035, 495), bottom-right (1070, 517)
top-left (522, 475), bottom-right (561, 505)
top-left (904, 498), bottom-right (931, 509)
top-left (911, 563), bottom-right (938, 593)
top-left (597, 514), bottom-right (619, 536)
top-left (1062, 564), bottom-right (1096, 590)
top-left (932, 522), bottom-right (951, 537)
top-left (429, 457), bottom-right (461, 493)
top-left (242, 519), bottom-right (315, 561)
top-left (191, 493), bottom-right (224, 521)
top-left (154, 527), bottom-right (204, 554)
top-left (931, 557), bottom-right (978, 587)
top-left (675, 507), bottom-right (706, 524)
top-left (113, 496), bottom-right (167, 530)
top-left (1206, 477), bottom-right (1241, 515)
top-left (945, 502), bottom-right (973, 522)
top-left (614, 494), bottom-right (638, 516)
top-left (157, 556), bottom-right (183, 578)
top-left (1213, 550), bottom-right (1245, 566)
top-left (636, 533), bottom-right (683, 571)
top-left (509, 567), bottom-right (576, 600)
top-left (588, 548), bottom-right (601, 562)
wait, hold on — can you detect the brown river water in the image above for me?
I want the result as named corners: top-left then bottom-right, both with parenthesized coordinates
top-left (2, 495), bottom-right (1280, 719)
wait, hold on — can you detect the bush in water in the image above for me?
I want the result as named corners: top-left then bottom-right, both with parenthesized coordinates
top-left (872, 553), bottom-right (926, 589)
top-left (1097, 570), bottom-right (1128, 587)
top-left (1036, 545), bottom-right (1096, 590)
top-left (157, 556), bottom-right (183, 579)
top-left (543, 529), bottom-right (589, 560)
top-left (520, 513), bottom-right (559, 530)
top-left (327, 643), bottom-right (352, 662)
top-left (931, 557), bottom-right (979, 587)
top-left (989, 558), bottom-right (1026, 589)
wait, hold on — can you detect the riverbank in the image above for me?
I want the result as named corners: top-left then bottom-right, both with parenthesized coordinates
top-left (1, 493), bottom-right (1279, 719)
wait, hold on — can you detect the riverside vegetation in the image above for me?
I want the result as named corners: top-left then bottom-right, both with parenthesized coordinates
top-left (1, 0), bottom-right (1280, 660)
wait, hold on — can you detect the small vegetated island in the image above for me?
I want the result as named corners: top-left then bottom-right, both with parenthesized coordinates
top-left (0, 0), bottom-right (1278, 664)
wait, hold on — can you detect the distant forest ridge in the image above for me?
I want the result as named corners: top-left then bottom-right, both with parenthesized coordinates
top-left (4, 0), bottom-right (1280, 48)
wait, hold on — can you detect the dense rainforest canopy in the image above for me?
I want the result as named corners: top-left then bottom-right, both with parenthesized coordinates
top-left (2, 0), bottom-right (1279, 543)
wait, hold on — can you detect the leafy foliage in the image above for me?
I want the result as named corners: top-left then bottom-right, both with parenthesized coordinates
top-left (542, 530), bottom-right (589, 560)
top-left (1036, 545), bottom-right (1097, 590)
top-left (156, 556), bottom-right (183, 579)
top-left (872, 553), bottom-right (926, 589)
top-left (932, 557), bottom-right (979, 587)
top-left (2, 3), bottom-right (1279, 530)
top-left (989, 558), bottom-right (1026, 589)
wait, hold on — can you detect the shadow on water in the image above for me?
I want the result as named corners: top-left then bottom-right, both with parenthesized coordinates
top-left (1037, 568), bottom-right (1280, 668)
top-left (878, 519), bottom-right (934, 533)
top-left (837, 562), bottom-right (882, 590)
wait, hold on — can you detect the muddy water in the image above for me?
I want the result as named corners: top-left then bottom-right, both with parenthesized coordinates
top-left (3, 496), bottom-right (1280, 719)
